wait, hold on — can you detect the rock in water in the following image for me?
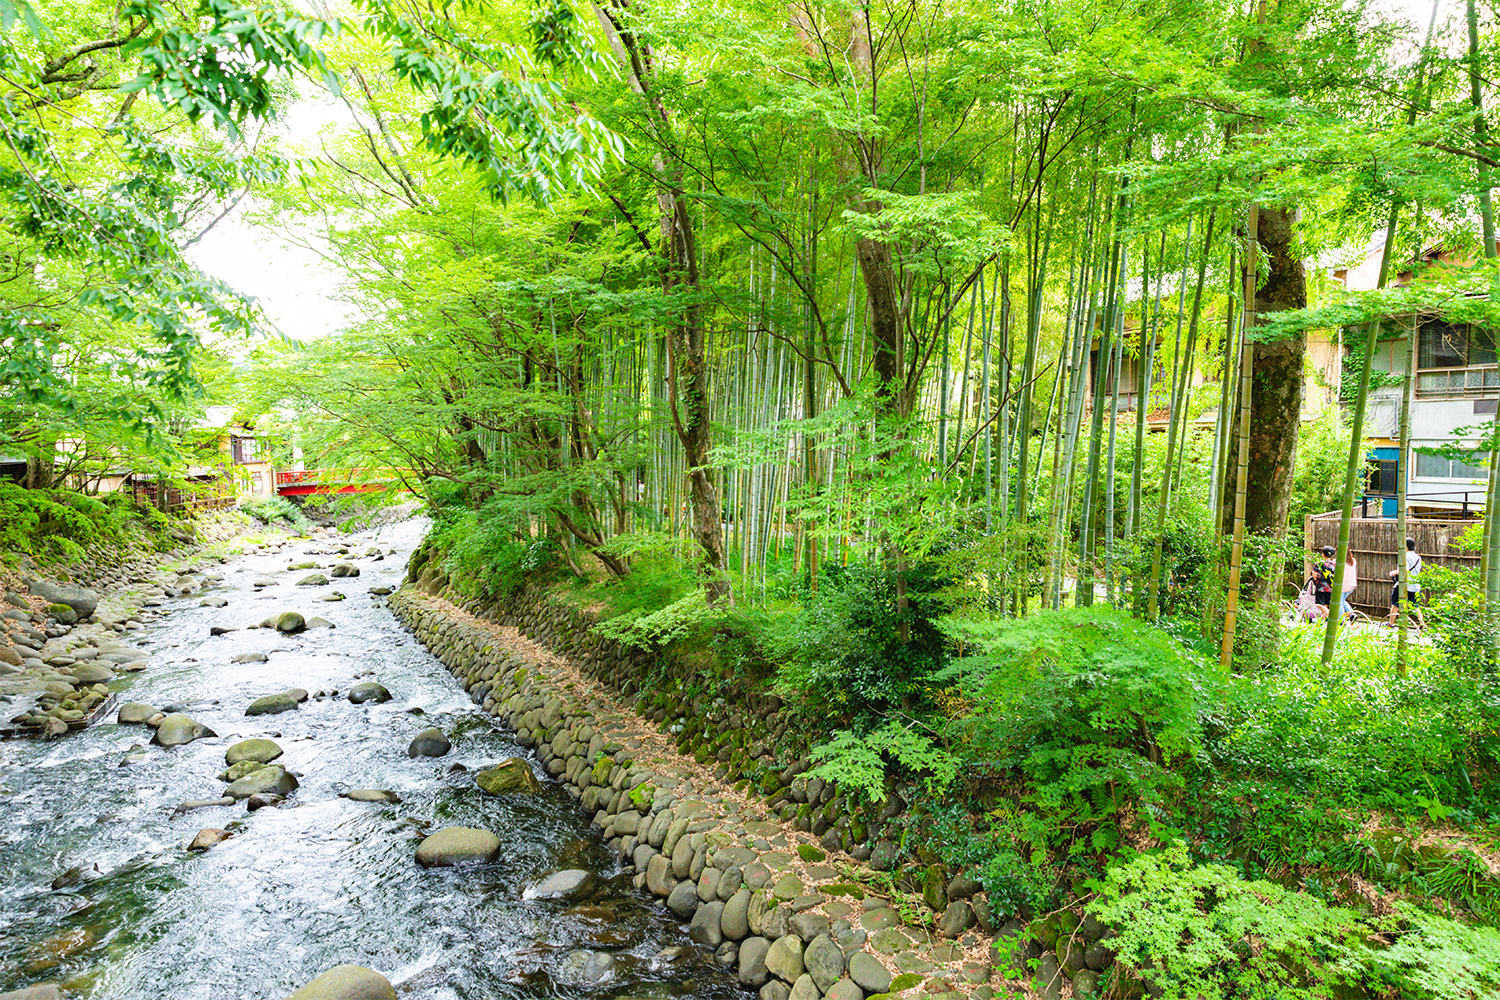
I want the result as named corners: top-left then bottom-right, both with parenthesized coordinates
top-left (231, 652), bottom-right (268, 664)
top-left (524, 869), bottom-right (595, 901)
top-left (246, 688), bottom-right (309, 716)
top-left (282, 965), bottom-right (396, 1000)
top-left (476, 758), bottom-right (541, 794)
top-left (117, 702), bottom-right (156, 724)
top-left (0, 984), bottom-right (64, 1000)
top-left (306, 617), bottom-right (335, 630)
top-left (152, 714), bottom-right (216, 748)
top-left (296, 574), bottom-right (329, 587)
top-left (330, 563), bottom-right (359, 578)
top-left (348, 682), bottom-right (391, 704)
top-left (407, 727), bottom-right (450, 757)
top-left (275, 612), bottom-right (306, 634)
top-left (219, 760), bottom-right (266, 782)
top-left (187, 828), bottom-right (231, 851)
top-left (27, 579), bottom-right (98, 618)
top-left (225, 738), bottom-right (282, 765)
top-left (342, 789), bottom-right (401, 803)
top-left (415, 827), bottom-right (501, 867)
top-left (226, 764), bottom-right (298, 800)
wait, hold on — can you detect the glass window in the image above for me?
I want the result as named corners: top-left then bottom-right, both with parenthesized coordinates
top-left (1414, 448), bottom-right (1491, 478)
top-left (1414, 450), bottom-right (1450, 477)
top-left (1417, 319), bottom-right (1498, 369)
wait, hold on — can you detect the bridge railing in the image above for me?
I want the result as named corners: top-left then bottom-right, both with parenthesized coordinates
top-left (274, 468), bottom-right (407, 487)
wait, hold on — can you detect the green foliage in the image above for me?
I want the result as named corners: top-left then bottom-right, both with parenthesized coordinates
top-left (0, 482), bottom-right (179, 564)
top-left (1091, 845), bottom-right (1500, 1000)
top-left (1289, 407), bottom-right (1355, 526)
top-left (764, 560), bottom-right (952, 718)
top-left (591, 589), bottom-right (722, 651)
top-left (239, 496), bottom-right (310, 531)
top-left (807, 719), bottom-right (958, 806)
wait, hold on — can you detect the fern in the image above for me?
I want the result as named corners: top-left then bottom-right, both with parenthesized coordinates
top-left (590, 590), bottom-right (722, 651)
top-left (807, 719), bottom-right (959, 805)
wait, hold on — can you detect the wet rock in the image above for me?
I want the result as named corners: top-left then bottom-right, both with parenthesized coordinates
top-left (559, 949), bottom-right (616, 986)
top-left (275, 611), bottom-right (307, 634)
top-left (306, 617), bottom-right (335, 629)
top-left (117, 702), bottom-right (156, 724)
top-left (667, 880), bottom-right (700, 919)
top-left (246, 688), bottom-right (309, 716)
top-left (331, 563), bottom-right (359, 578)
top-left (368, 587), bottom-right (392, 596)
top-left (416, 827), bottom-right (502, 867)
top-left (407, 727), bottom-right (450, 757)
top-left (318, 593), bottom-right (345, 602)
top-left (282, 964), bottom-right (397, 1000)
top-left (847, 952), bottom-right (891, 993)
top-left (187, 828), bottom-right (232, 851)
top-left (210, 626), bottom-right (238, 636)
top-left (232, 652), bottom-right (268, 664)
top-left (219, 760), bottom-right (267, 782)
top-left (27, 580), bottom-right (98, 618)
top-left (174, 797), bottom-right (234, 814)
top-left (689, 900), bottom-right (725, 947)
top-left (525, 869), bottom-right (595, 900)
top-left (66, 663), bottom-right (113, 684)
top-left (297, 574), bottom-right (329, 586)
top-left (246, 793), bottom-right (284, 811)
top-left (152, 713), bottom-right (216, 747)
top-left (476, 758), bottom-right (540, 794)
top-left (0, 984), bottom-right (63, 1000)
top-left (342, 789), bottom-right (402, 803)
top-left (200, 596), bottom-right (228, 608)
top-left (226, 738), bottom-right (283, 765)
top-left (226, 764), bottom-right (298, 799)
top-left (738, 935), bottom-right (772, 987)
top-left (347, 682), bottom-right (391, 705)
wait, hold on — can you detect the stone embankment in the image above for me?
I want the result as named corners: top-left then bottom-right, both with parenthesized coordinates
top-left (392, 587), bottom-right (1021, 1000)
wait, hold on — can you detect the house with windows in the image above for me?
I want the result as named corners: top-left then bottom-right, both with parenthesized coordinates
top-left (1333, 235), bottom-right (1498, 517)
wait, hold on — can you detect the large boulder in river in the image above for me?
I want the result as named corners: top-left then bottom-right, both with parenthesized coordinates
top-left (477, 758), bottom-right (541, 795)
top-left (524, 869), bottom-right (596, 901)
top-left (246, 688), bottom-right (309, 716)
top-left (27, 579), bottom-right (97, 618)
top-left (275, 612), bottom-right (306, 634)
top-left (348, 682), bottom-right (391, 705)
top-left (297, 574), bottom-right (329, 587)
top-left (226, 738), bottom-right (282, 765)
top-left (407, 727), bottom-right (450, 758)
top-left (283, 965), bottom-right (396, 1000)
top-left (117, 702), bottom-right (156, 724)
top-left (226, 764), bottom-right (298, 800)
top-left (415, 826), bottom-right (501, 867)
top-left (330, 563), bottom-right (360, 578)
top-left (152, 713), bottom-right (216, 748)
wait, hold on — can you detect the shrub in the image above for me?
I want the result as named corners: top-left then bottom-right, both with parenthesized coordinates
top-left (240, 496), bottom-right (310, 531)
top-left (0, 482), bottom-right (181, 564)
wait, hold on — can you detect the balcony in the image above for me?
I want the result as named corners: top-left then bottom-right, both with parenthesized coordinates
top-left (1415, 365), bottom-right (1500, 397)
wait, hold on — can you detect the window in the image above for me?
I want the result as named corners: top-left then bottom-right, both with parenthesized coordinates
top-left (1413, 448), bottom-right (1490, 480)
top-left (1418, 319), bottom-right (1496, 369)
top-left (1365, 457), bottom-right (1397, 495)
top-left (230, 436), bottom-right (258, 464)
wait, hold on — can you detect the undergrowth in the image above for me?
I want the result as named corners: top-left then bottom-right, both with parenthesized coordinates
top-left (0, 481), bottom-right (179, 565)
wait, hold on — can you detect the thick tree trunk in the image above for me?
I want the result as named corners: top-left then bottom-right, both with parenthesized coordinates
top-left (1220, 205), bottom-right (1305, 540)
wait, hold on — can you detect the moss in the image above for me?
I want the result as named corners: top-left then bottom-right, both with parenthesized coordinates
top-left (796, 844), bottom-right (827, 862)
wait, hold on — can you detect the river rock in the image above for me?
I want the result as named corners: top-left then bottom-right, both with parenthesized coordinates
top-left (306, 617), bottom-right (335, 629)
top-left (804, 935), bottom-right (844, 992)
top-left (0, 985), bottom-right (63, 1000)
top-left (226, 738), bottom-right (283, 765)
top-left (232, 652), bottom-right (268, 664)
top-left (210, 626), bottom-right (238, 636)
top-left (722, 887), bottom-right (752, 939)
top-left (766, 935), bottom-right (804, 982)
top-left (738, 935), bottom-right (772, 986)
top-left (690, 900), bottom-right (725, 947)
top-left (416, 827), bottom-right (502, 867)
top-left (348, 682), bottom-right (391, 704)
top-left (226, 764), bottom-right (298, 799)
top-left (667, 880), bottom-right (700, 919)
top-left (246, 793), bottom-right (284, 811)
top-left (67, 662), bottom-right (113, 683)
top-left (847, 952), bottom-right (891, 993)
top-left (331, 563), bottom-right (359, 578)
top-left (152, 713), bottom-right (215, 747)
top-left (246, 688), bottom-right (309, 716)
top-left (0, 645), bottom-right (22, 667)
top-left (283, 964), bottom-right (396, 1000)
top-left (824, 980), bottom-right (863, 1000)
top-left (276, 612), bottom-right (306, 634)
top-left (117, 702), bottom-right (155, 724)
top-left (27, 580), bottom-right (97, 618)
top-left (407, 727), bottom-right (450, 757)
top-left (219, 759), bottom-right (266, 782)
top-left (342, 789), bottom-right (401, 803)
top-left (476, 758), bottom-right (541, 794)
top-left (297, 573), bottom-right (329, 587)
top-left (187, 828), bottom-right (231, 851)
top-left (559, 949), bottom-right (615, 986)
top-left (525, 869), bottom-right (595, 900)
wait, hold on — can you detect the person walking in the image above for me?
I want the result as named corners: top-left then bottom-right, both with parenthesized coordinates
top-left (1388, 537), bottom-right (1426, 631)
top-left (1310, 545), bottom-right (1336, 620)
top-left (1340, 548), bottom-right (1358, 621)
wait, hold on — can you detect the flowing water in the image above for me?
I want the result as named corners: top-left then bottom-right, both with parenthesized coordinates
top-left (0, 519), bottom-right (742, 1000)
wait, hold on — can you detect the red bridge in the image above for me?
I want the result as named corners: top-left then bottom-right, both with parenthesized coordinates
top-left (274, 468), bottom-right (410, 496)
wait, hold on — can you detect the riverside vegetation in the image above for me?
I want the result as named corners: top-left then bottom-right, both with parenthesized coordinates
top-left (9, 0), bottom-right (1500, 997)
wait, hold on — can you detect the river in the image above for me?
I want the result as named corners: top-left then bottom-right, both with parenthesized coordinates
top-left (0, 518), bottom-right (743, 1000)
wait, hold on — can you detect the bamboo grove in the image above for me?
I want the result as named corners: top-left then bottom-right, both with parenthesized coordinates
top-left (20, 0), bottom-right (1500, 659)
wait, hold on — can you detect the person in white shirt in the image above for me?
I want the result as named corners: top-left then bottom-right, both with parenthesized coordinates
top-left (1387, 537), bottom-right (1425, 631)
top-left (1340, 550), bottom-right (1358, 620)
